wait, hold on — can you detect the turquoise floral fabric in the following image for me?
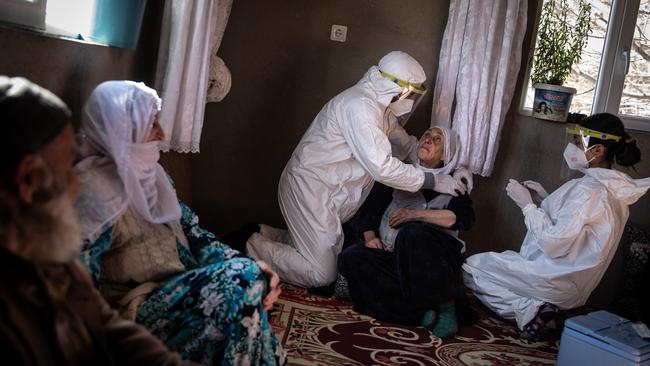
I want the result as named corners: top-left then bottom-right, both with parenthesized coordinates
top-left (81, 202), bottom-right (285, 365)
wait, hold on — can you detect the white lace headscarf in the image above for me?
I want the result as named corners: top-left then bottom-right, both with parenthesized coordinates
top-left (414, 126), bottom-right (461, 175)
top-left (75, 81), bottom-right (181, 242)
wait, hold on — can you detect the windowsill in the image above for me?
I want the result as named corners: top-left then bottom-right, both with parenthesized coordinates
top-left (620, 116), bottom-right (650, 134)
top-left (519, 107), bottom-right (650, 133)
top-left (0, 19), bottom-right (111, 48)
top-left (517, 107), bottom-right (573, 124)
top-left (519, 107), bottom-right (533, 118)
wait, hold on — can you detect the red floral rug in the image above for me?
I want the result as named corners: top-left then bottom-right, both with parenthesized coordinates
top-left (269, 283), bottom-right (562, 365)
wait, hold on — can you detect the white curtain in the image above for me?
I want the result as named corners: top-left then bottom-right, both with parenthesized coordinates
top-left (431, 0), bottom-right (528, 176)
top-left (155, 0), bottom-right (233, 153)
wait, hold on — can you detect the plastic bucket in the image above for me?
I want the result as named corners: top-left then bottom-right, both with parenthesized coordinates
top-left (532, 83), bottom-right (576, 122)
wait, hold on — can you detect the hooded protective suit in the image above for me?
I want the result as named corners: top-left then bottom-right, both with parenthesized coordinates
top-left (463, 168), bottom-right (650, 329)
top-left (247, 52), bottom-right (429, 287)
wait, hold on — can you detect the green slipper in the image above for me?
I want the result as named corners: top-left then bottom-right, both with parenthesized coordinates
top-left (429, 303), bottom-right (458, 339)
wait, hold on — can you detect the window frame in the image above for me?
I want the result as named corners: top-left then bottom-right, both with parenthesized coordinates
top-left (0, 0), bottom-right (148, 49)
top-left (521, 0), bottom-right (650, 132)
top-left (0, 0), bottom-right (46, 31)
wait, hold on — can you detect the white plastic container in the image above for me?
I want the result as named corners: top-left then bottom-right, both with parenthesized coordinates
top-left (532, 83), bottom-right (577, 122)
top-left (557, 310), bottom-right (650, 366)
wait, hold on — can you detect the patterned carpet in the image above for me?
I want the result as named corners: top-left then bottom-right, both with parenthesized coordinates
top-left (269, 283), bottom-right (562, 366)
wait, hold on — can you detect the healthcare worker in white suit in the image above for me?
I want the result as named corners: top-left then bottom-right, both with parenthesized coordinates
top-left (463, 113), bottom-right (650, 340)
top-left (247, 51), bottom-right (472, 288)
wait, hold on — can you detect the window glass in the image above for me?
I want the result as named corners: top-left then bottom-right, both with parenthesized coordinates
top-left (525, 0), bottom-right (612, 115)
top-left (45, 0), bottom-right (96, 37)
top-left (0, 0), bottom-right (146, 49)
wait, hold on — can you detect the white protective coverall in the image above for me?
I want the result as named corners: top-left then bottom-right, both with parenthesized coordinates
top-left (463, 168), bottom-right (650, 329)
top-left (247, 52), bottom-right (428, 287)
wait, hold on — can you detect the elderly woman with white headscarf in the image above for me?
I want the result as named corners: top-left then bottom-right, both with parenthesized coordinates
top-left (338, 126), bottom-right (475, 339)
top-left (75, 81), bottom-right (284, 365)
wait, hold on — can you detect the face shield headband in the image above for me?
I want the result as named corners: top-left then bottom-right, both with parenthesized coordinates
top-left (381, 70), bottom-right (427, 126)
top-left (566, 125), bottom-right (622, 152)
top-left (560, 124), bottom-right (623, 178)
top-left (380, 70), bottom-right (427, 95)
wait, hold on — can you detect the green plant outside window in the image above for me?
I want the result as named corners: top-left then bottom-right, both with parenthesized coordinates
top-left (531, 0), bottom-right (592, 86)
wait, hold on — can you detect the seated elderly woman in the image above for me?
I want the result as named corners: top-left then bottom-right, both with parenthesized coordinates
top-left (75, 81), bottom-right (284, 365)
top-left (338, 126), bottom-right (474, 338)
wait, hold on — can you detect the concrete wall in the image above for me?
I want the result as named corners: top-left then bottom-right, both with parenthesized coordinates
top-left (0, 1), bottom-right (191, 199)
top-left (0, 1), bottom-right (163, 122)
top-left (5, 0), bottom-right (647, 268)
top-left (0, 1), bottom-right (199, 202)
top-left (188, 0), bottom-right (650, 263)
top-left (182, 0), bottom-right (650, 250)
top-left (188, 0), bottom-right (451, 235)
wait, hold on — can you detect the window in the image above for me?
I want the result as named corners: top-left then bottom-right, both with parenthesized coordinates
top-left (0, 0), bottom-right (147, 49)
top-left (523, 0), bottom-right (650, 131)
top-left (45, 0), bottom-right (96, 38)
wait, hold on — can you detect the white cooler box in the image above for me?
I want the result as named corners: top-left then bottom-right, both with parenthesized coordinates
top-left (557, 310), bottom-right (650, 366)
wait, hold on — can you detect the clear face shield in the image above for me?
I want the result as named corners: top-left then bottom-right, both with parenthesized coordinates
top-left (381, 70), bottom-right (427, 126)
top-left (560, 125), bottom-right (621, 179)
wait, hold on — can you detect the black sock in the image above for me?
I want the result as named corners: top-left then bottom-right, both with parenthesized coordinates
top-left (538, 303), bottom-right (558, 321)
top-left (308, 282), bottom-right (336, 297)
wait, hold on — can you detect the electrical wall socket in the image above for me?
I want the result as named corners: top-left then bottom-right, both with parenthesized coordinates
top-left (330, 24), bottom-right (347, 42)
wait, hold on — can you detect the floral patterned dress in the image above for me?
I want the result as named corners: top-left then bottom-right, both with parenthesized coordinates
top-left (81, 202), bottom-right (285, 365)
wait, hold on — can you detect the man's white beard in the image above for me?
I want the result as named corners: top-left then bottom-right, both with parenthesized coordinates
top-left (16, 190), bottom-right (83, 264)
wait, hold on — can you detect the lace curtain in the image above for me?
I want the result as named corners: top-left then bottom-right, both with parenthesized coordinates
top-left (155, 0), bottom-right (233, 153)
top-left (431, 0), bottom-right (528, 176)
